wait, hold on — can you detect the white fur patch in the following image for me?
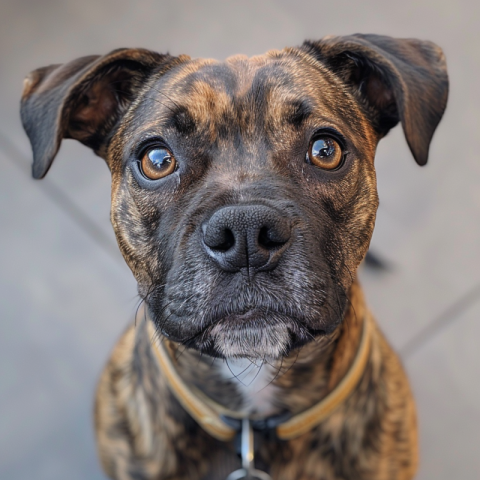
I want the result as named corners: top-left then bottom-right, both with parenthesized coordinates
top-left (217, 358), bottom-right (279, 417)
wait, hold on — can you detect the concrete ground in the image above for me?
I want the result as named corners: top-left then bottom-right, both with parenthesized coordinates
top-left (1, 0), bottom-right (479, 478)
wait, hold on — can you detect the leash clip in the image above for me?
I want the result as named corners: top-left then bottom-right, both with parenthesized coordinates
top-left (225, 419), bottom-right (272, 480)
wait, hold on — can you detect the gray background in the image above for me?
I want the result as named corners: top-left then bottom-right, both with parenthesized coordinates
top-left (1, 0), bottom-right (479, 478)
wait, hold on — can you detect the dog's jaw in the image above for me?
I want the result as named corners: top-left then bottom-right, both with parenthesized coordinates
top-left (152, 297), bottom-right (336, 360)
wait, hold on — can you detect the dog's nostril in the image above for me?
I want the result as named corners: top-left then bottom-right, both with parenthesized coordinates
top-left (258, 226), bottom-right (287, 251)
top-left (207, 228), bottom-right (235, 252)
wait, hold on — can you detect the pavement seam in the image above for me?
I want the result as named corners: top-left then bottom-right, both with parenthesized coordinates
top-left (400, 282), bottom-right (480, 358)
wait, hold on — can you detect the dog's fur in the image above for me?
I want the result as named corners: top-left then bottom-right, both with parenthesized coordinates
top-left (21, 34), bottom-right (448, 479)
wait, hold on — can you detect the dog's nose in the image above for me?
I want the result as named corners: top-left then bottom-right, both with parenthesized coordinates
top-left (202, 205), bottom-right (291, 272)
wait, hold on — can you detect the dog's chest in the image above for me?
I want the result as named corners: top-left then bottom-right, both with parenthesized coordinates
top-left (216, 359), bottom-right (279, 417)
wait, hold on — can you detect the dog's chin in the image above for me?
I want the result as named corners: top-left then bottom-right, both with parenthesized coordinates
top-left (208, 321), bottom-right (291, 359)
top-left (183, 311), bottom-right (327, 359)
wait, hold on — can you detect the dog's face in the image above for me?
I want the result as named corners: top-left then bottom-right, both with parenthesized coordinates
top-left (110, 53), bottom-right (380, 358)
top-left (21, 35), bottom-right (448, 359)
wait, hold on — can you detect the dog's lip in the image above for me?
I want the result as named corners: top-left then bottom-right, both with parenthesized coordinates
top-left (212, 308), bottom-right (276, 324)
top-left (174, 307), bottom-right (289, 336)
top-left (150, 300), bottom-right (331, 354)
top-left (176, 308), bottom-right (329, 352)
top-left (203, 308), bottom-right (301, 333)
top-left (207, 313), bottom-right (328, 339)
top-left (156, 304), bottom-right (327, 334)
top-left (209, 310), bottom-right (320, 330)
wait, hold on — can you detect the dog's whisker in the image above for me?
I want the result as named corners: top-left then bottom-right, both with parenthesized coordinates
top-left (244, 358), bottom-right (265, 387)
top-left (225, 358), bottom-right (252, 387)
top-left (148, 85), bottom-right (183, 111)
top-left (221, 358), bottom-right (253, 382)
top-left (174, 344), bottom-right (188, 361)
top-left (258, 356), bottom-right (285, 393)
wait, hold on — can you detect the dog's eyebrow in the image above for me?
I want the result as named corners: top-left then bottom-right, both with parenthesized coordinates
top-left (283, 100), bottom-right (312, 128)
top-left (166, 106), bottom-right (196, 135)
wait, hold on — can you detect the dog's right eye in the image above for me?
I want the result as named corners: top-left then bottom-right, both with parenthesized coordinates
top-left (140, 147), bottom-right (177, 180)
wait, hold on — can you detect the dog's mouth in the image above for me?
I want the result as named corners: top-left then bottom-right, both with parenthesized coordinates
top-left (149, 264), bottom-right (343, 359)
top-left (155, 307), bottom-right (329, 359)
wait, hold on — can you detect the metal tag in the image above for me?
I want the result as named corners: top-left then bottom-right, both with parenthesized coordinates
top-left (225, 419), bottom-right (272, 480)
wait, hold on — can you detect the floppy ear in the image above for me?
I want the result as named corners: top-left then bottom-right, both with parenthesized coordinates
top-left (21, 48), bottom-right (185, 179)
top-left (302, 34), bottom-right (449, 165)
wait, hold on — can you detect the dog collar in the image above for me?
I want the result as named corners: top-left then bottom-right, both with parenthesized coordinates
top-left (148, 313), bottom-right (373, 442)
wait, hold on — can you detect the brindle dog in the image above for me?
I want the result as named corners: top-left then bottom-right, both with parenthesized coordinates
top-left (21, 34), bottom-right (448, 480)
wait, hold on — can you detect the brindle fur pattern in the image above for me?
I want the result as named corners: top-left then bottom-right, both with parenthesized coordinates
top-left (21, 34), bottom-right (448, 479)
top-left (95, 283), bottom-right (417, 480)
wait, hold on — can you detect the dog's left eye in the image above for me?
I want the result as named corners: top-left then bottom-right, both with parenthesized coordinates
top-left (140, 147), bottom-right (176, 180)
top-left (307, 136), bottom-right (343, 170)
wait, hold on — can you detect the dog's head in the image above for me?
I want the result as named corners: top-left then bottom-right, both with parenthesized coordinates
top-left (21, 35), bottom-right (448, 359)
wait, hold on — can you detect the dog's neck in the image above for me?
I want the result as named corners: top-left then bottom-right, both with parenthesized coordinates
top-left (164, 279), bottom-right (366, 419)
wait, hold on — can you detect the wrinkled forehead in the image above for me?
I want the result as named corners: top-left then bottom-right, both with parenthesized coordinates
top-left (130, 50), bottom-right (368, 142)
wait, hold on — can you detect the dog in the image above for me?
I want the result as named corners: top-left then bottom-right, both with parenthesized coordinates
top-left (21, 34), bottom-right (448, 480)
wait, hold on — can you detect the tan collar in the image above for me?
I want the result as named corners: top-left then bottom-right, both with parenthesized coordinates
top-left (148, 313), bottom-right (373, 442)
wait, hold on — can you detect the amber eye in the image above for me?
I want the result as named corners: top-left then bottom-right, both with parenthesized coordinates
top-left (308, 136), bottom-right (343, 170)
top-left (140, 147), bottom-right (176, 180)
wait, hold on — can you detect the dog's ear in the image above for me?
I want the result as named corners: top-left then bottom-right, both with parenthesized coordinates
top-left (302, 34), bottom-right (449, 165)
top-left (21, 49), bottom-right (185, 179)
